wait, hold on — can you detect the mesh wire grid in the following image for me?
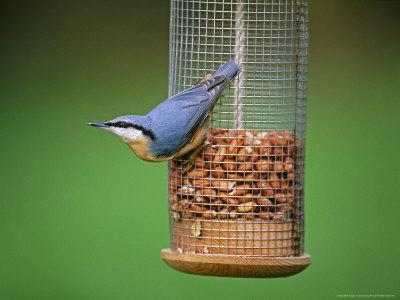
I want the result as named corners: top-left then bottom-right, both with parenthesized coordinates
top-left (168, 0), bottom-right (308, 257)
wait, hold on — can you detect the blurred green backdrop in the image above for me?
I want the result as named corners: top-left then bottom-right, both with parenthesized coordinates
top-left (1, 1), bottom-right (399, 299)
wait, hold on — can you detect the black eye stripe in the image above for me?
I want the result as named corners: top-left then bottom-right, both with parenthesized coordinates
top-left (106, 121), bottom-right (156, 141)
top-left (106, 121), bottom-right (129, 128)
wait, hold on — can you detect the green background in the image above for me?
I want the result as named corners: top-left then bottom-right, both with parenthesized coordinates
top-left (1, 1), bottom-right (399, 299)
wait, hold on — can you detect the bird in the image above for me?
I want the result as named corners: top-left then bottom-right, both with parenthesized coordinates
top-left (88, 60), bottom-right (241, 168)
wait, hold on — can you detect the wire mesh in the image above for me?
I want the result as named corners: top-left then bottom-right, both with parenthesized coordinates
top-left (168, 0), bottom-right (308, 257)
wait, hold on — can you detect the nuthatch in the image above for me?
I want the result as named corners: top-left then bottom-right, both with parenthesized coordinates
top-left (88, 60), bottom-right (241, 165)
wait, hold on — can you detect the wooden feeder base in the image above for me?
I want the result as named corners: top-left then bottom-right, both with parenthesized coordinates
top-left (161, 249), bottom-right (311, 278)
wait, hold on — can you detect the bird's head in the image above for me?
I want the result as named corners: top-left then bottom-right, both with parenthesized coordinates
top-left (88, 115), bottom-right (155, 144)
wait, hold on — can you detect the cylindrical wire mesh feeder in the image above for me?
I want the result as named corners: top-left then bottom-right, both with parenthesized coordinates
top-left (161, 0), bottom-right (311, 277)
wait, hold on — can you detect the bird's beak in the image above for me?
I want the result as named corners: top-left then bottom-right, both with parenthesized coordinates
top-left (88, 122), bottom-right (108, 128)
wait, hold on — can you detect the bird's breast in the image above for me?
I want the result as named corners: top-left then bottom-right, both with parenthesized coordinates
top-left (127, 137), bottom-right (171, 162)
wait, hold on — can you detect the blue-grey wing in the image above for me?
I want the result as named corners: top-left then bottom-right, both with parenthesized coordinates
top-left (165, 75), bottom-right (229, 138)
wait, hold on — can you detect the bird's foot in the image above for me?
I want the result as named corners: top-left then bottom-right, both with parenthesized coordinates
top-left (182, 159), bottom-right (195, 174)
top-left (181, 143), bottom-right (208, 173)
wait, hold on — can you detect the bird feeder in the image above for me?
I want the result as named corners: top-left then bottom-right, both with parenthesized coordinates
top-left (161, 0), bottom-right (311, 277)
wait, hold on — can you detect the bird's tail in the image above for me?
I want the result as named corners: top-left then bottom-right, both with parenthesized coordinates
top-left (212, 60), bottom-right (241, 81)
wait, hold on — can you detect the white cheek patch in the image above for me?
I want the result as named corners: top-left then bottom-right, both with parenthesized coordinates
top-left (111, 127), bottom-right (144, 142)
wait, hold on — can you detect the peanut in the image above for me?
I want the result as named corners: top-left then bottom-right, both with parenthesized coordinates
top-left (259, 212), bottom-right (273, 220)
top-left (272, 146), bottom-right (284, 158)
top-left (180, 198), bottom-right (194, 209)
top-left (188, 169), bottom-right (209, 179)
top-left (284, 156), bottom-right (294, 171)
top-left (237, 201), bottom-right (254, 213)
top-left (227, 138), bottom-right (244, 157)
top-left (212, 146), bottom-right (228, 166)
top-left (195, 196), bottom-right (207, 203)
top-left (256, 131), bottom-right (268, 140)
top-left (279, 181), bottom-right (289, 193)
top-left (202, 209), bottom-right (217, 219)
top-left (195, 156), bottom-right (211, 169)
top-left (182, 177), bottom-right (191, 186)
top-left (171, 211), bottom-right (180, 220)
top-left (227, 172), bottom-right (245, 181)
top-left (189, 204), bottom-right (204, 213)
top-left (219, 207), bottom-right (229, 219)
top-left (287, 144), bottom-right (296, 155)
top-left (218, 192), bottom-right (239, 205)
top-left (211, 127), bottom-right (228, 135)
top-left (258, 181), bottom-right (274, 197)
top-left (211, 179), bottom-right (235, 192)
top-left (237, 146), bottom-right (254, 162)
top-left (286, 193), bottom-right (294, 204)
top-left (196, 188), bottom-right (217, 199)
top-left (255, 159), bottom-right (274, 172)
top-left (211, 166), bottom-right (228, 179)
top-left (228, 210), bottom-right (238, 219)
top-left (273, 212), bottom-right (288, 221)
top-left (221, 158), bottom-right (236, 171)
top-left (267, 131), bottom-right (278, 146)
top-left (235, 193), bottom-right (253, 203)
top-left (269, 172), bottom-right (280, 189)
top-left (170, 170), bottom-right (182, 186)
top-left (230, 184), bottom-right (252, 197)
top-left (169, 193), bottom-right (178, 203)
top-left (274, 193), bottom-right (287, 203)
top-left (237, 162), bottom-right (253, 173)
top-left (177, 185), bottom-right (195, 195)
top-left (275, 136), bottom-right (288, 147)
top-left (244, 172), bottom-right (258, 181)
top-left (244, 213), bottom-right (255, 220)
top-left (257, 197), bottom-right (273, 207)
top-left (192, 178), bottom-right (211, 187)
top-left (190, 220), bottom-right (202, 236)
top-left (202, 146), bottom-right (218, 161)
top-left (210, 199), bottom-right (224, 211)
top-left (195, 245), bottom-right (210, 254)
top-left (277, 204), bottom-right (294, 214)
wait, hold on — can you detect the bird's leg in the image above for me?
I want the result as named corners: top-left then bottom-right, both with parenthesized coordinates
top-left (182, 143), bottom-right (207, 173)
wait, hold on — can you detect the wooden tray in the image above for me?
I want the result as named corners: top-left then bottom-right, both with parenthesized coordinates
top-left (161, 249), bottom-right (311, 277)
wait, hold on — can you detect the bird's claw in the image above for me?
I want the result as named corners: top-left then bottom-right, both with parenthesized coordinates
top-left (181, 143), bottom-right (208, 173)
top-left (182, 159), bottom-right (195, 173)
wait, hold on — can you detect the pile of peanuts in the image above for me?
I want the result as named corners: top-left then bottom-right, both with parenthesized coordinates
top-left (169, 128), bottom-right (303, 222)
